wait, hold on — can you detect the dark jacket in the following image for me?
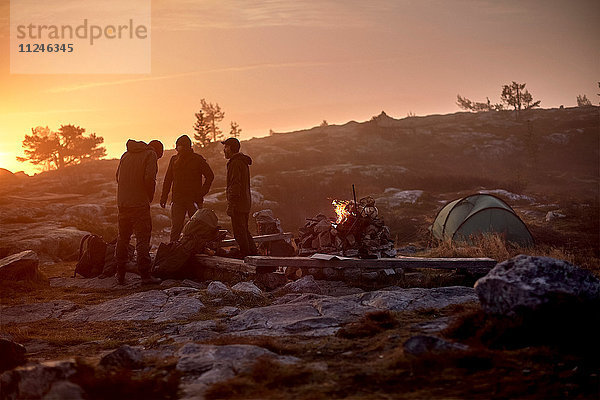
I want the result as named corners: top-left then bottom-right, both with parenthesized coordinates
top-left (116, 139), bottom-right (158, 208)
top-left (226, 152), bottom-right (253, 213)
top-left (160, 150), bottom-right (214, 205)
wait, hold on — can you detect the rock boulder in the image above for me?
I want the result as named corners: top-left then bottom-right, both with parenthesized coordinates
top-left (0, 300), bottom-right (78, 324)
top-left (1, 225), bottom-right (90, 262)
top-left (176, 343), bottom-right (299, 399)
top-left (403, 335), bottom-right (468, 356)
top-left (0, 339), bottom-right (27, 372)
top-left (231, 281), bottom-right (262, 297)
top-left (0, 250), bottom-right (42, 281)
top-left (64, 288), bottom-right (205, 323)
top-left (0, 360), bottom-right (78, 400)
top-left (64, 204), bottom-right (106, 220)
top-left (276, 275), bottom-right (322, 295)
top-left (474, 255), bottom-right (600, 316)
top-left (43, 381), bottom-right (86, 400)
top-left (99, 345), bottom-right (144, 369)
top-left (207, 281), bottom-right (232, 297)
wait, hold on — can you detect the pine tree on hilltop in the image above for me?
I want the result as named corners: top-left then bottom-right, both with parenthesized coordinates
top-left (229, 121), bottom-right (241, 139)
top-left (17, 124), bottom-right (106, 170)
top-left (501, 81), bottom-right (540, 119)
top-left (193, 109), bottom-right (211, 148)
top-left (577, 94), bottom-right (592, 107)
top-left (456, 95), bottom-right (503, 112)
top-left (200, 98), bottom-right (225, 142)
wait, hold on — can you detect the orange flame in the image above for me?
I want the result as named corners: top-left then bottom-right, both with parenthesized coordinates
top-left (332, 199), bottom-right (351, 224)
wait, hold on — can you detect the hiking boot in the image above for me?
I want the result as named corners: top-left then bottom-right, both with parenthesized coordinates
top-left (116, 265), bottom-right (126, 285)
top-left (141, 275), bottom-right (161, 285)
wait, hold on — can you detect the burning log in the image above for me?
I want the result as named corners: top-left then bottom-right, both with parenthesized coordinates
top-left (297, 196), bottom-right (397, 258)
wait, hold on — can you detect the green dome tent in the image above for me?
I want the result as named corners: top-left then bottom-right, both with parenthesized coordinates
top-left (432, 194), bottom-right (534, 246)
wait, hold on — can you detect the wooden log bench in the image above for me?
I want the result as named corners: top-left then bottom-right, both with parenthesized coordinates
top-left (188, 253), bottom-right (496, 289)
top-left (244, 255), bottom-right (497, 271)
top-left (245, 254), bottom-right (497, 283)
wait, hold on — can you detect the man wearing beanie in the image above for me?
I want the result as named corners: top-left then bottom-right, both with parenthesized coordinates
top-left (160, 134), bottom-right (214, 242)
top-left (221, 137), bottom-right (257, 258)
top-left (116, 139), bottom-right (163, 285)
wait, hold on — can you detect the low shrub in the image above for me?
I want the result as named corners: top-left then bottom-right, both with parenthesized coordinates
top-left (72, 358), bottom-right (181, 400)
top-left (425, 234), bottom-right (511, 261)
top-left (205, 356), bottom-right (320, 400)
top-left (336, 310), bottom-right (399, 339)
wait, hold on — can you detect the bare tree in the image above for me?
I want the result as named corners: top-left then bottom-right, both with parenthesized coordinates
top-left (17, 124), bottom-right (106, 170)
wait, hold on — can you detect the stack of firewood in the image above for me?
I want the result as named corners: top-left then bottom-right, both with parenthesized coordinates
top-left (297, 198), bottom-right (396, 258)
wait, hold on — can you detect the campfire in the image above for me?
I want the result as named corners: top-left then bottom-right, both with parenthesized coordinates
top-left (298, 196), bottom-right (396, 258)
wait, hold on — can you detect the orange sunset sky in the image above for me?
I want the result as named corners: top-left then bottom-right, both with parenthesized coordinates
top-left (1, 0), bottom-right (598, 175)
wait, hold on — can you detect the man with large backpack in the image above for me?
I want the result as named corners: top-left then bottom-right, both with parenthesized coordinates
top-left (115, 139), bottom-right (163, 285)
top-left (160, 134), bottom-right (214, 242)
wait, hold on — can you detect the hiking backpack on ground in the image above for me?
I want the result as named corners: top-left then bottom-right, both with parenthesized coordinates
top-left (100, 238), bottom-right (135, 277)
top-left (152, 209), bottom-right (219, 279)
top-left (74, 234), bottom-right (108, 278)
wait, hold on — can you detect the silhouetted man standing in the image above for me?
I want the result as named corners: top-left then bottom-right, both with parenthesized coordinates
top-left (116, 139), bottom-right (163, 285)
top-left (222, 137), bottom-right (257, 258)
top-left (160, 134), bottom-right (214, 242)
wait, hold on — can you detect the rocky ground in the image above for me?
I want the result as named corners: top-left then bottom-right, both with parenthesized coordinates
top-left (1, 252), bottom-right (599, 399)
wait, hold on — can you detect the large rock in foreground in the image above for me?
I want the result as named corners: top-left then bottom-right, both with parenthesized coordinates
top-left (0, 250), bottom-right (42, 281)
top-left (0, 360), bottom-right (82, 400)
top-left (0, 339), bottom-right (27, 372)
top-left (474, 255), bottom-right (600, 316)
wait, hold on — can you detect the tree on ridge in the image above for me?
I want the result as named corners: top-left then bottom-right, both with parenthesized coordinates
top-left (17, 124), bottom-right (106, 170)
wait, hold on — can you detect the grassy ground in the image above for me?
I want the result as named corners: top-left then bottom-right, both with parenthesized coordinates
top-left (421, 234), bottom-right (599, 276)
